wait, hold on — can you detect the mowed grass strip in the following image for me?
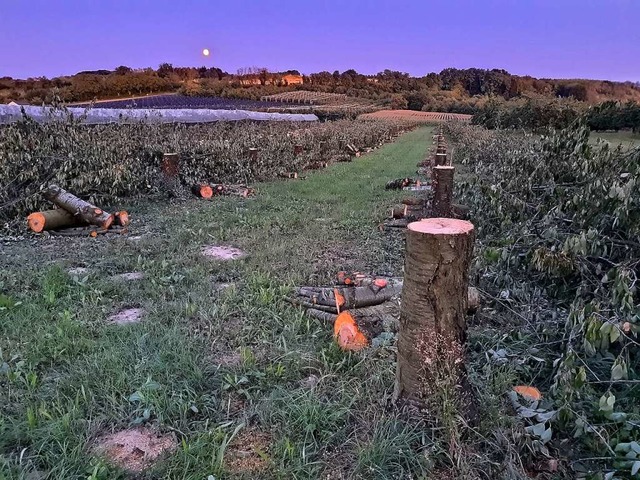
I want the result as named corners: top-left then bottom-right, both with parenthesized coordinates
top-left (0, 127), bottom-right (437, 479)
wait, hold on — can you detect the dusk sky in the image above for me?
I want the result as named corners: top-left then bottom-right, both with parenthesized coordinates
top-left (2, 0), bottom-right (639, 82)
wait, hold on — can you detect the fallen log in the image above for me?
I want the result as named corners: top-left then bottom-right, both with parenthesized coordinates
top-left (390, 205), bottom-right (408, 219)
top-left (385, 178), bottom-right (420, 190)
top-left (42, 185), bottom-right (114, 229)
top-left (48, 225), bottom-right (127, 237)
top-left (192, 184), bottom-right (214, 199)
top-left (401, 197), bottom-right (425, 207)
top-left (27, 208), bottom-right (85, 233)
top-left (294, 282), bottom-right (403, 310)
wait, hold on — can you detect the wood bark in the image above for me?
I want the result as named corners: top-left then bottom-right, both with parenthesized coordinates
top-left (394, 218), bottom-right (475, 411)
top-left (435, 152), bottom-right (448, 166)
top-left (294, 282), bottom-right (403, 310)
top-left (161, 153), bottom-right (181, 196)
top-left (42, 185), bottom-right (114, 229)
top-left (27, 208), bottom-right (85, 232)
top-left (432, 166), bottom-right (455, 217)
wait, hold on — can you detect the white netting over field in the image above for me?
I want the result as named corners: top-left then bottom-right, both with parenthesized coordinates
top-left (0, 104), bottom-right (319, 124)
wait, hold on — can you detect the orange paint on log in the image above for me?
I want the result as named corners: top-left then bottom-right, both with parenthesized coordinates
top-left (373, 278), bottom-right (388, 288)
top-left (333, 288), bottom-right (346, 312)
top-left (200, 185), bottom-right (213, 199)
top-left (115, 211), bottom-right (130, 227)
top-left (90, 231), bottom-right (98, 238)
top-left (513, 386), bottom-right (542, 401)
top-left (333, 311), bottom-right (368, 351)
top-left (27, 212), bottom-right (46, 233)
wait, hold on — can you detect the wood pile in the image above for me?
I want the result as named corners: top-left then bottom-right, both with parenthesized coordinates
top-left (27, 185), bottom-right (129, 237)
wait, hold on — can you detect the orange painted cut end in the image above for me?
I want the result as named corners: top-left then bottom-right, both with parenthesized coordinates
top-left (115, 211), bottom-right (130, 226)
top-left (408, 218), bottom-right (474, 235)
top-left (199, 185), bottom-right (213, 199)
top-left (513, 385), bottom-right (542, 401)
top-left (102, 214), bottom-right (115, 230)
top-left (373, 278), bottom-right (388, 288)
top-left (334, 311), bottom-right (368, 351)
top-left (90, 230), bottom-right (98, 238)
top-left (27, 212), bottom-right (46, 233)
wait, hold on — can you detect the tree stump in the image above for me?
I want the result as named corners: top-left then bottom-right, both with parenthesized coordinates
top-left (394, 218), bottom-right (475, 413)
top-left (248, 148), bottom-right (259, 161)
top-left (435, 152), bottom-right (447, 166)
top-left (161, 153), bottom-right (181, 197)
top-left (432, 166), bottom-right (454, 217)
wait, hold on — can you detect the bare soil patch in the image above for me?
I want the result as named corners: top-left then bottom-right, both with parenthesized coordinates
top-left (108, 307), bottom-right (145, 325)
top-left (225, 428), bottom-right (272, 475)
top-left (202, 245), bottom-right (246, 260)
top-left (93, 427), bottom-right (175, 472)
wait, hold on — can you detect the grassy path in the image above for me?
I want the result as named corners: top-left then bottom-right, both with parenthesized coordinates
top-left (1, 127), bottom-right (434, 479)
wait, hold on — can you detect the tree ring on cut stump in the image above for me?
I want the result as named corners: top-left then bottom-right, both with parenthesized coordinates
top-left (409, 218), bottom-right (473, 235)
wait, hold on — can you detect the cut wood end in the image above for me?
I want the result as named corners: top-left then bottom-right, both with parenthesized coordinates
top-left (200, 185), bottom-right (213, 199)
top-left (115, 211), bottom-right (130, 226)
top-left (27, 212), bottom-right (46, 233)
top-left (408, 218), bottom-right (474, 235)
top-left (433, 165), bottom-right (455, 171)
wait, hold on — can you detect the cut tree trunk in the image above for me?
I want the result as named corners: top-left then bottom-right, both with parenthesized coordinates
top-left (432, 166), bottom-right (455, 217)
top-left (394, 218), bottom-right (475, 413)
top-left (390, 205), bottom-right (408, 219)
top-left (42, 185), bottom-right (114, 229)
top-left (27, 208), bottom-right (85, 233)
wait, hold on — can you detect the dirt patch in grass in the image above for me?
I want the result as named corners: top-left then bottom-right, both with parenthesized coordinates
top-left (93, 427), bottom-right (176, 473)
top-left (225, 428), bottom-right (272, 475)
top-left (116, 271), bottom-right (145, 281)
top-left (202, 245), bottom-right (246, 260)
top-left (108, 307), bottom-right (145, 325)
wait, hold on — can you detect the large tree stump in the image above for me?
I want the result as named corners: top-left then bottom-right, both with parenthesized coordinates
top-left (432, 166), bottom-right (455, 217)
top-left (394, 218), bottom-right (475, 412)
top-left (42, 185), bottom-right (114, 229)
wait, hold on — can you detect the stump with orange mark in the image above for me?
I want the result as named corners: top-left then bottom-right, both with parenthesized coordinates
top-left (432, 165), bottom-right (455, 217)
top-left (394, 218), bottom-right (475, 415)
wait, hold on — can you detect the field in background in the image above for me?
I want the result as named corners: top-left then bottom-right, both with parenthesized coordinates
top-left (359, 110), bottom-right (472, 123)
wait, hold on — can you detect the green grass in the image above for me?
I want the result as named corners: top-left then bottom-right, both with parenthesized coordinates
top-left (2, 127), bottom-right (461, 479)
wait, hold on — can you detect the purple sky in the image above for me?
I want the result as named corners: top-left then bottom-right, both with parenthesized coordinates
top-left (2, 0), bottom-right (639, 82)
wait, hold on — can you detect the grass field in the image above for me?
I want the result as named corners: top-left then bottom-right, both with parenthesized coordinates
top-left (3, 127), bottom-right (500, 479)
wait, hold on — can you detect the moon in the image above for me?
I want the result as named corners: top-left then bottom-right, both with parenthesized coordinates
top-left (202, 48), bottom-right (210, 57)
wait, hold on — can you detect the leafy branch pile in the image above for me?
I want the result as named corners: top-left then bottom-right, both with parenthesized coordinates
top-left (0, 108), bottom-right (410, 227)
top-left (447, 122), bottom-right (639, 477)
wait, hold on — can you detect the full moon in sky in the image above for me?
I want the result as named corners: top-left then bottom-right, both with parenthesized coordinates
top-left (202, 48), bottom-right (210, 56)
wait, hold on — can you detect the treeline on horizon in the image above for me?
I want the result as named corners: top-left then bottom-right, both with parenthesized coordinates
top-left (2, 64), bottom-right (640, 127)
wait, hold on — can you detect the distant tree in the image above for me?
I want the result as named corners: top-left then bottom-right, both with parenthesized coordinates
top-left (114, 65), bottom-right (132, 75)
top-left (157, 63), bottom-right (174, 78)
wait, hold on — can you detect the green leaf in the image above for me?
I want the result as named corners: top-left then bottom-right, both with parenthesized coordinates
top-left (612, 363), bottom-right (627, 381)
